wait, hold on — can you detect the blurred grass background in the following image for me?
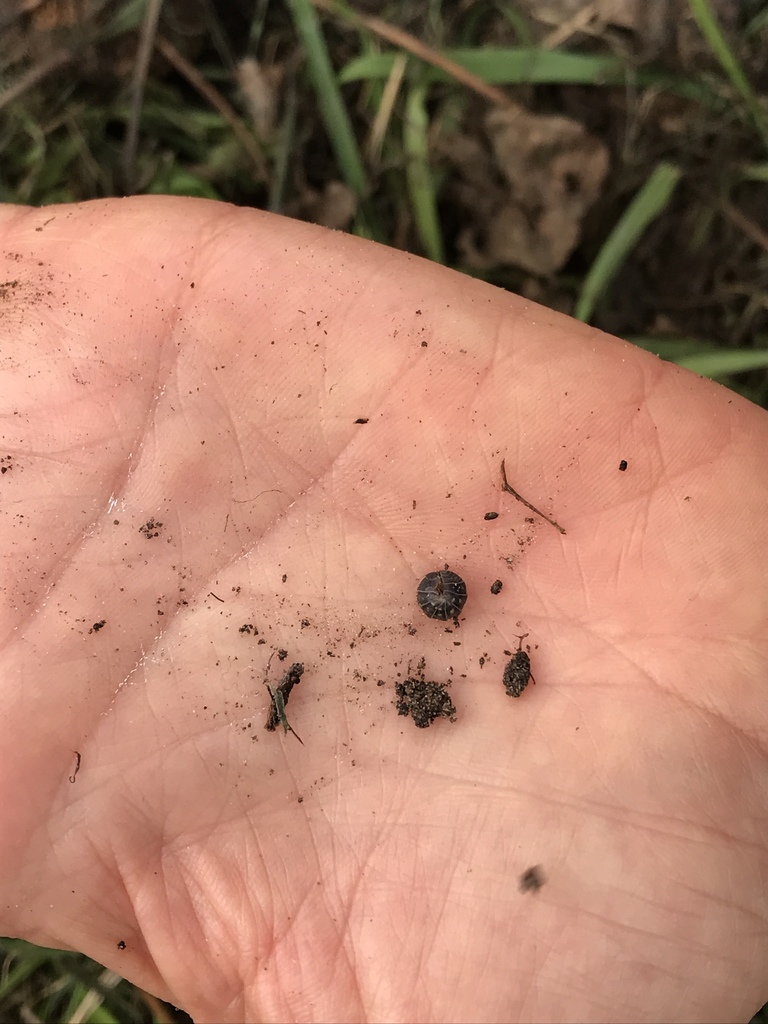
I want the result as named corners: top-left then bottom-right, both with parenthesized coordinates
top-left (1, 0), bottom-right (768, 1020)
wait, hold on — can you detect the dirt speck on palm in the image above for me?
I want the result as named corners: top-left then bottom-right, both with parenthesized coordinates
top-left (519, 865), bottom-right (545, 894)
top-left (395, 676), bottom-right (456, 728)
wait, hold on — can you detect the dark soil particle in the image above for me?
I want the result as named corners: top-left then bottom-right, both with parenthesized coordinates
top-left (395, 677), bottom-right (457, 728)
top-left (89, 620), bottom-right (106, 633)
top-left (139, 518), bottom-right (162, 539)
top-left (519, 865), bottom-right (545, 893)
top-left (484, 511), bottom-right (499, 520)
top-left (619, 459), bottom-right (628, 471)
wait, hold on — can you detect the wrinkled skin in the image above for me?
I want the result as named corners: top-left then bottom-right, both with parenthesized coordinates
top-left (0, 197), bottom-right (767, 1024)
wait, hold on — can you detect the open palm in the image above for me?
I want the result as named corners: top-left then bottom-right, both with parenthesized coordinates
top-left (1, 196), bottom-right (767, 1024)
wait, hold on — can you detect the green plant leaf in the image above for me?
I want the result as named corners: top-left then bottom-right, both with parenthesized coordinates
top-left (403, 84), bottom-right (445, 264)
top-left (575, 162), bottom-right (683, 323)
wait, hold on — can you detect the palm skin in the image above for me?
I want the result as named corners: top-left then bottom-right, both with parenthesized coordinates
top-left (0, 195), bottom-right (767, 1024)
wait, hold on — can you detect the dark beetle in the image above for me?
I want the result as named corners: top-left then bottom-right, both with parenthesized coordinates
top-left (503, 634), bottom-right (535, 697)
top-left (416, 569), bottom-right (468, 621)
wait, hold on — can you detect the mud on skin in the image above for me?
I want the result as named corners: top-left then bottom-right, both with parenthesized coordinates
top-left (395, 675), bottom-right (457, 729)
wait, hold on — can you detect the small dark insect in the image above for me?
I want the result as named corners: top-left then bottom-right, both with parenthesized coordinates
top-left (354, 417), bottom-right (369, 424)
top-left (503, 634), bottom-right (536, 698)
top-left (619, 459), bottom-right (628, 471)
top-left (117, 940), bottom-right (126, 950)
top-left (484, 511), bottom-right (499, 521)
top-left (490, 579), bottom-right (503, 595)
top-left (265, 662), bottom-right (304, 744)
top-left (417, 569), bottom-right (468, 621)
top-left (519, 865), bottom-right (545, 893)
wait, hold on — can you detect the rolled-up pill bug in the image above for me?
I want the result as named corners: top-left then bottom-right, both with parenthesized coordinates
top-left (416, 569), bottom-right (468, 621)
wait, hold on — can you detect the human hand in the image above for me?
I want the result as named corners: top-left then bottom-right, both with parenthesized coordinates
top-left (1, 196), bottom-right (767, 1023)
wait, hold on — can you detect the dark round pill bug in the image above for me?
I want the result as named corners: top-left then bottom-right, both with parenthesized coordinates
top-left (416, 569), bottom-right (468, 621)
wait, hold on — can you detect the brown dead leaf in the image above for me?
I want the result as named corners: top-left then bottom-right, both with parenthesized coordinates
top-left (236, 57), bottom-right (280, 141)
top-left (451, 107), bottom-right (608, 276)
top-left (304, 181), bottom-right (358, 231)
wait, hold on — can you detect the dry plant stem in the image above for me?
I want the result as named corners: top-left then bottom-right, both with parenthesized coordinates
top-left (0, 48), bottom-right (71, 113)
top-left (311, 0), bottom-right (516, 109)
top-left (720, 199), bottom-right (768, 255)
top-left (367, 52), bottom-right (407, 163)
top-left (541, 1), bottom-right (599, 49)
top-left (137, 990), bottom-right (177, 1024)
top-left (500, 459), bottom-right (566, 535)
top-left (154, 36), bottom-right (268, 184)
top-left (123, 0), bottom-right (163, 194)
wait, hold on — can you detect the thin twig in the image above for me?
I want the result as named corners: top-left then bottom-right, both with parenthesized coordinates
top-left (367, 51), bottom-right (407, 163)
top-left (720, 199), bottom-right (768, 254)
top-left (541, 1), bottom-right (599, 50)
top-left (123, 0), bottom-right (163, 194)
top-left (500, 459), bottom-right (566, 535)
top-left (154, 34), bottom-right (268, 184)
top-left (311, 0), bottom-right (516, 109)
top-left (0, 48), bottom-right (72, 113)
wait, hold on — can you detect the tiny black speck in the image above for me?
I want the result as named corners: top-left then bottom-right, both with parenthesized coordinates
top-left (619, 459), bottom-right (628, 471)
top-left (417, 569), bottom-right (468, 621)
top-left (117, 940), bottom-right (126, 950)
top-left (484, 511), bottom-right (499, 521)
top-left (490, 579), bottom-right (503, 595)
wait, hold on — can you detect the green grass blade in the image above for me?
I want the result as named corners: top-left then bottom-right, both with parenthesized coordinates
top-left (340, 48), bottom-right (623, 85)
top-left (687, 0), bottom-right (768, 142)
top-left (574, 162), bottom-right (683, 323)
top-left (403, 83), bottom-right (445, 264)
top-left (284, 0), bottom-right (368, 197)
top-left (627, 337), bottom-right (719, 359)
top-left (741, 163), bottom-right (768, 182)
top-left (338, 48), bottom-right (721, 106)
top-left (675, 349), bottom-right (768, 376)
top-left (628, 337), bottom-right (768, 379)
